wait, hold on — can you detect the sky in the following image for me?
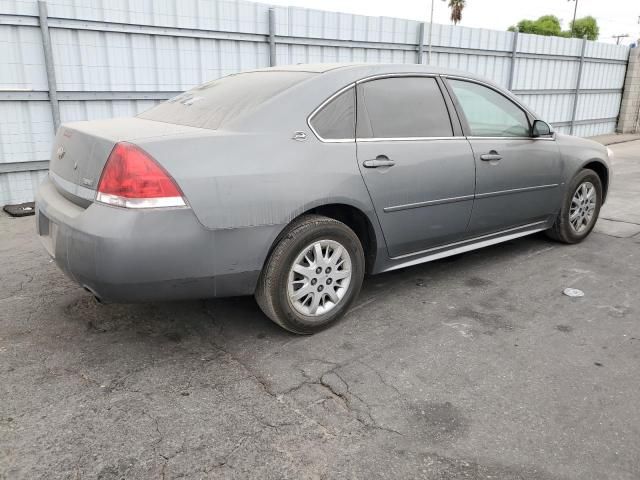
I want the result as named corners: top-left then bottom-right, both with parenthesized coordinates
top-left (265, 0), bottom-right (640, 46)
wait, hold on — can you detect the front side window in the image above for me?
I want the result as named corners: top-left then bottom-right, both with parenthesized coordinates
top-left (356, 77), bottom-right (453, 139)
top-left (448, 79), bottom-right (530, 137)
top-left (309, 87), bottom-right (355, 140)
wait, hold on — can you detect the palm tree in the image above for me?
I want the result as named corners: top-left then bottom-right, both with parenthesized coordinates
top-left (448, 0), bottom-right (466, 25)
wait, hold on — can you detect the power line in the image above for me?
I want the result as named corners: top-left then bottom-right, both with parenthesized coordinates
top-left (568, 0), bottom-right (579, 36)
top-left (611, 33), bottom-right (629, 45)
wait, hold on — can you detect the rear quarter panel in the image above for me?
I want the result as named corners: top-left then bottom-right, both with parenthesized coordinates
top-left (137, 132), bottom-right (375, 230)
top-left (136, 130), bottom-right (380, 279)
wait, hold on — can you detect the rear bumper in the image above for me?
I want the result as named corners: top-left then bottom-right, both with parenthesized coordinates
top-left (35, 177), bottom-right (269, 302)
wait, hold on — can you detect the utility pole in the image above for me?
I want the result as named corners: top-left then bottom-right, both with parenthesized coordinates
top-left (427, 0), bottom-right (434, 64)
top-left (612, 34), bottom-right (629, 45)
top-left (568, 0), bottom-right (579, 37)
top-left (426, 0), bottom-right (446, 65)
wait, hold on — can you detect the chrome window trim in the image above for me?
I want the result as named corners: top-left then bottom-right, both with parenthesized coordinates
top-left (442, 74), bottom-right (556, 141)
top-left (308, 73), bottom-right (448, 144)
top-left (466, 135), bottom-right (556, 141)
top-left (354, 72), bottom-right (438, 84)
top-left (359, 136), bottom-right (466, 143)
top-left (356, 73), bottom-right (456, 141)
top-left (442, 74), bottom-right (537, 117)
top-left (306, 82), bottom-right (356, 144)
top-left (358, 135), bottom-right (554, 143)
top-left (307, 72), bottom-right (556, 143)
top-left (309, 137), bottom-right (355, 144)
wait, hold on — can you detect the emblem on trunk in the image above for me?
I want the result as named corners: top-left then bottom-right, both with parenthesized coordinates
top-left (56, 146), bottom-right (65, 160)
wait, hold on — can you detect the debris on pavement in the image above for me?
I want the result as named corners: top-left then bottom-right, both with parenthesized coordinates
top-left (563, 288), bottom-right (585, 298)
top-left (3, 202), bottom-right (36, 217)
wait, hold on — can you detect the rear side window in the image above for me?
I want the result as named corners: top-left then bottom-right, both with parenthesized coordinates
top-left (138, 71), bottom-right (314, 130)
top-left (356, 77), bottom-right (453, 139)
top-left (448, 79), bottom-right (530, 137)
top-left (309, 87), bottom-right (355, 140)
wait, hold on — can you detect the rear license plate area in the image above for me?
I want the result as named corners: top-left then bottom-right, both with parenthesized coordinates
top-left (38, 213), bottom-right (57, 258)
top-left (38, 212), bottom-right (50, 236)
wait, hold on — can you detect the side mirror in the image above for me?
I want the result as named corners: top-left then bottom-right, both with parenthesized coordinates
top-left (532, 120), bottom-right (552, 138)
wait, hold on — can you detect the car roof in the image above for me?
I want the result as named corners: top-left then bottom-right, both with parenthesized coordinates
top-left (249, 62), bottom-right (474, 78)
top-left (254, 63), bottom-right (353, 73)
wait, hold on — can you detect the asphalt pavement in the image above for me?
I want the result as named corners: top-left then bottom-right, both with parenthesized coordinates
top-left (1, 140), bottom-right (639, 480)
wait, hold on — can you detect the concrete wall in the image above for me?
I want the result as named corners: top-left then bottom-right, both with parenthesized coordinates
top-left (617, 48), bottom-right (640, 134)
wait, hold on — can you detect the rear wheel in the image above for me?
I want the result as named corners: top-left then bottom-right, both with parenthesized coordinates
top-left (546, 169), bottom-right (602, 244)
top-left (255, 215), bottom-right (365, 334)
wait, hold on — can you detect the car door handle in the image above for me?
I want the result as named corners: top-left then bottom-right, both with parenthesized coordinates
top-left (363, 157), bottom-right (395, 168)
top-left (480, 151), bottom-right (502, 161)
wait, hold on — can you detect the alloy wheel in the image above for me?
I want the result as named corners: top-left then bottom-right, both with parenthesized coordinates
top-left (569, 181), bottom-right (597, 234)
top-left (287, 239), bottom-right (352, 317)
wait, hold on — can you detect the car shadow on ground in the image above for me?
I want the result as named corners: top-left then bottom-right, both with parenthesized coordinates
top-left (60, 232), bottom-right (559, 348)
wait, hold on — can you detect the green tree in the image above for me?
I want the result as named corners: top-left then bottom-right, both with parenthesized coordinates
top-left (570, 16), bottom-right (599, 40)
top-left (448, 0), bottom-right (466, 25)
top-left (508, 15), bottom-right (599, 40)
top-left (508, 15), bottom-right (562, 36)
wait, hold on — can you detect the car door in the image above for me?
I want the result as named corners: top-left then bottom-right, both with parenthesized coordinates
top-left (444, 78), bottom-right (563, 236)
top-left (356, 76), bottom-right (476, 258)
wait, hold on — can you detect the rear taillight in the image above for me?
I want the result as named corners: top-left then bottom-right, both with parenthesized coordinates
top-left (96, 142), bottom-right (186, 209)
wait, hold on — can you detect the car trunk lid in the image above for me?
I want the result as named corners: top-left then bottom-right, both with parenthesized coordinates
top-left (48, 118), bottom-right (202, 206)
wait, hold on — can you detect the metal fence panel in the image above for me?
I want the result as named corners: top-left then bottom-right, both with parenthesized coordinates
top-left (434, 52), bottom-right (512, 87)
top-left (580, 62), bottom-right (627, 89)
top-left (50, 29), bottom-right (269, 91)
top-left (513, 58), bottom-right (580, 90)
top-left (0, 169), bottom-right (48, 205)
top-left (0, 25), bottom-right (48, 89)
top-left (59, 99), bottom-right (160, 122)
top-left (517, 93), bottom-right (575, 123)
top-left (0, 100), bottom-right (54, 162)
top-left (0, 0), bottom-right (631, 205)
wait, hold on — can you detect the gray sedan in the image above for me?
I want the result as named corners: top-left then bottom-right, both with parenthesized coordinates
top-left (36, 63), bottom-right (611, 334)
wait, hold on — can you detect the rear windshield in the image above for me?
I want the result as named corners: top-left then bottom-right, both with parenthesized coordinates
top-left (138, 71), bottom-right (314, 129)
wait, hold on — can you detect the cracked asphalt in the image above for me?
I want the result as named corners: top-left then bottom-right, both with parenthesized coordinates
top-left (2, 140), bottom-right (640, 479)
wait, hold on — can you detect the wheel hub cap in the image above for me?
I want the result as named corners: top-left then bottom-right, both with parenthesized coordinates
top-left (287, 239), bottom-right (352, 317)
top-left (569, 181), bottom-right (596, 234)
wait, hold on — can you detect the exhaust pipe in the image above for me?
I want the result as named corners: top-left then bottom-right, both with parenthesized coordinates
top-left (83, 285), bottom-right (102, 304)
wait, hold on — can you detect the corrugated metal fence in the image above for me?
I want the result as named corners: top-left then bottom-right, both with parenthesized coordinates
top-left (0, 0), bottom-right (631, 205)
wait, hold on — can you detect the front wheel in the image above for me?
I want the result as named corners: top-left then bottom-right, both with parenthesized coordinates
top-left (255, 215), bottom-right (365, 334)
top-left (546, 169), bottom-right (603, 244)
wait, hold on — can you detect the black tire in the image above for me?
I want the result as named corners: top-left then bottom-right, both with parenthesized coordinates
top-left (255, 214), bottom-right (365, 334)
top-left (546, 169), bottom-right (603, 244)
